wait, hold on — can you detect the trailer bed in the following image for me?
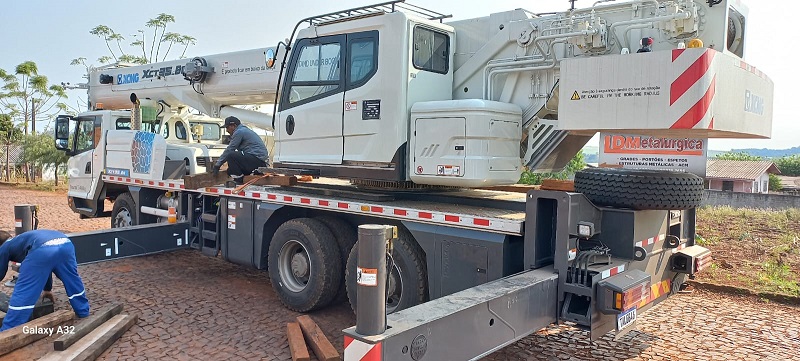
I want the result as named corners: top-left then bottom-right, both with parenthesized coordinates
top-left (103, 175), bottom-right (528, 235)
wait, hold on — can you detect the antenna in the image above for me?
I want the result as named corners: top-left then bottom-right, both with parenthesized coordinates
top-left (569, 0), bottom-right (578, 10)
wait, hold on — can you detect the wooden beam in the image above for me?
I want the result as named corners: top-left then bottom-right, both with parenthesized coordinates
top-left (0, 309), bottom-right (73, 356)
top-left (182, 171), bottom-right (230, 190)
top-left (296, 315), bottom-right (340, 361)
top-left (39, 314), bottom-right (137, 361)
top-left (287, 322), bottom-right (311, 361)
top-left (540, 179), bottom-right (575, 192)
top-left (53, 304), bottom-right (124, 351)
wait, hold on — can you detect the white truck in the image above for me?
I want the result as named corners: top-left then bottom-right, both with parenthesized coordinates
top-left (53, 1), bottom-right (772, 360)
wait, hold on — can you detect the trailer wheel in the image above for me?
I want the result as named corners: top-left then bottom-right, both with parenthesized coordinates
top-left (574, 168), bottom-right (705, 210)
top-left (346, 229), bottom-right (427, 314)
top-left (111, 193), bottom-right (137, 228)
top-left (315, 215), bottom-right (357, 305)
top-left (268, 218), bottom-right (342, 312)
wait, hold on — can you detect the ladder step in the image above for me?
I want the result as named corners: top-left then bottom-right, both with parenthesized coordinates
top-left (201, 230), bottom-right (217, 241)
top-left (201, 213), bottom-right (217, 223)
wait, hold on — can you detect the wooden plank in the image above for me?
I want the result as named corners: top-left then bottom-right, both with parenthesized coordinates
top-left (478, 184), bottom-right (540, 193)
top-left (296, 315), bottom-right (340, 361)
top-left (287, 322), bottom-right (311, 361)
top-left (38, 314), bottom-right (131, 361)
top-left (72, 314), bottom-right (137, 361)
top-left (182, 171), bottom-right (229, 189)
top-left (0, 309), bottom-right (73, 356)
top-left (540, 179), bottom-right (575, 192)
top-left (53, 304), bottom-right (124, 351)
top-left (243, 174), bottom-right (298, 186)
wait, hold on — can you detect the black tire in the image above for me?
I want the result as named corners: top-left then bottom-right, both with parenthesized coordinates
top-left (346, 229), bottom-right (427, 314)
top-left (268, 218), bottom-right (342, 312)
top-left (111, 193), bottom-right (137, 228)
top-left (574, 168), bottom-right (705, 210)
top-left (315, 215), bottom-right (357, 305)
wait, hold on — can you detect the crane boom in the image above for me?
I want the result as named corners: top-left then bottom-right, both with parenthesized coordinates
top-left (88, 47), bottom-right (283, 126)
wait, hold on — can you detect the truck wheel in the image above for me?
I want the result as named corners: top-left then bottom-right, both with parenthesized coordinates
top-left (315, 216), bottom-right (357, 305)
top-left (574, 168), bottom-right (705, 210)
top-left (346, 229), bottom-right (427, 314)
top-left (268, 218), bottom-right (342, 312)
top-left (111, 193), bottom-right (137, 228)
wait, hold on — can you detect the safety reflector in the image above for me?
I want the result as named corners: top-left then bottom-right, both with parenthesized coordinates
top-left (614, 281), bottom-right (650, 311)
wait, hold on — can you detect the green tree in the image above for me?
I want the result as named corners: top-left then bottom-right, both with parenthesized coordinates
top-left (20, 133), bottom-right (70, 186)
top-left (768, 173), bottom-right (783, 192)
top-left (79, 14), bottom-right (196, 65)
top-left (715, 151), bottom-right (763, 161)
top-left (0, 62), bottom-right (68, 135)
top-left (774, 155), bottom-right (800, 176)
top-left (519, 151), bottom-right (587, 185)
top-left (0, 113), bottom-right (24, 181)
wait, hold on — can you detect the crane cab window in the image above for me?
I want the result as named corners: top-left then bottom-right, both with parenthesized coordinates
top-left (286, 41), bottom-right (342, 106)
top-left (176, 122), bottom-right (221, 141)
top-left (115, 118), bottom-right (168, 138)
top-left (413, 27), bottom-right (449, 74)
top-left (75, 118), bottom-right (96, 153)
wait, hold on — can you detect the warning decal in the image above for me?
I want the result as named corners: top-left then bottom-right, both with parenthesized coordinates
top-left (571, 91), bottom-right (580, 100)
top-left (356, 267), bottom-right (378, 287)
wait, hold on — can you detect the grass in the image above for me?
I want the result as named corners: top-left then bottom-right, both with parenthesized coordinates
top-left (0, 181), bottom-right (68, 192)
top-left (697, 206), bottom-right (800, 298)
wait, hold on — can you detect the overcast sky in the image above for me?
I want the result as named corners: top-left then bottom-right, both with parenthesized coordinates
top-left (1, 0), bottom-right (794, 151)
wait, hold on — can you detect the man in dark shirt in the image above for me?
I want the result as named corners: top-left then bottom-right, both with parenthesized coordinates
top-left (0, 229), bottom-right (90, 331)
top-left (212, 116), bottom-right (270, 184)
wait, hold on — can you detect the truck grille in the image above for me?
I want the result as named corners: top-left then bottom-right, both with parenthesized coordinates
top-left (196, 157), bottom-right (218, 167)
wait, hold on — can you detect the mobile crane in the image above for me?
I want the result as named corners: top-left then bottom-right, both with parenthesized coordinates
top-left (52, 0), bottom-right (772, 359)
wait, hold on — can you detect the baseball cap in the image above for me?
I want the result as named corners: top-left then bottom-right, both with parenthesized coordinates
top-left (224, 116), bottom-right (241, 127)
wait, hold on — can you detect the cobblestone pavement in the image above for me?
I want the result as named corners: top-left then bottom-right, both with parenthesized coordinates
top-left (1, 250), bottom-right (797, 361)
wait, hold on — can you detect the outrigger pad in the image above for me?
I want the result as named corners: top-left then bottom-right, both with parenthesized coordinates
top-left (0, 291), bottom-right (55, 322)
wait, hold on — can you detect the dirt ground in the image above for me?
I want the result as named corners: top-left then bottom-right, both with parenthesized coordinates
top-left (1, 184), bottom-right (799, 360)
top-left (695, 207), bottom-right (800, 296)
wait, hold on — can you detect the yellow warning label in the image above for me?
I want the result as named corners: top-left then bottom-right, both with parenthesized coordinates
top-left (571, 91), bottom-right (580, 100)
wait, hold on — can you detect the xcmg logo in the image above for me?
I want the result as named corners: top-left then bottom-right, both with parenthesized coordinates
top-left (117, 73), bottom-right (139, 85)
top-left (744, 90), bottom-right (765, 115)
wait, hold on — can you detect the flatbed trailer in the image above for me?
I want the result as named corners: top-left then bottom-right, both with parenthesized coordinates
top-left (60, 172), bottom-right (711, 360)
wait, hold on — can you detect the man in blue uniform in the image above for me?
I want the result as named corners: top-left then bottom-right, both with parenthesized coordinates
top-left (0, 229), bottom-right (90, 331)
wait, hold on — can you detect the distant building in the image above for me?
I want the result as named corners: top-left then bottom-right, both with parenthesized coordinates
top-left (706, 159), bottom-right (780, 194)
top-left (777, 176), bottom-right (800, 195)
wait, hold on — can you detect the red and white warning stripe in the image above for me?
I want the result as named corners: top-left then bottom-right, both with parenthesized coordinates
top-left (103, 175), bottom-right (524, 235)
top-left (204, 187), bottom-right (523, 235)
top-left (635, 234), bottom-right (665, 248)
top-left (344, 336), bottom-right (382, 361)
top-left (669, 48), bottom-right (716, 131)
top-left (600, 264), bottom-right (625, 280)
top-left (103, 175), bottom-right (185, 191)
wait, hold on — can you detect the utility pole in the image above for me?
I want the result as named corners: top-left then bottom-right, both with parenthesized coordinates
top-left (31, 99), bottom-right (35, 134)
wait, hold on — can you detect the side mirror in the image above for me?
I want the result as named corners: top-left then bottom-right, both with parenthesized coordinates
top-left (54, 115), bottom-right (72, 151)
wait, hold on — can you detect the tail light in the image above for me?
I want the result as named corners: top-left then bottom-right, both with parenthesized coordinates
top-left (671, 245), bottom-right (712, 275)
top-left (614, 282), bottom-right (650, 311)
top-left (597, 269), bottom-right (651, 314)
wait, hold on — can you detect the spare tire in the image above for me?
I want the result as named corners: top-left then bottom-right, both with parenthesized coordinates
top-left (574, 168), bottom-right (705, 210)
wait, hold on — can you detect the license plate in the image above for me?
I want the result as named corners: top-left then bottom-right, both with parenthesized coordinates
top-left (617, 307), bottom-right (637, 331)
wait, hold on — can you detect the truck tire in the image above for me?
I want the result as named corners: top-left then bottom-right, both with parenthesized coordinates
top-left (315, 215), bottom-right (357, 305)
top-left (346, 229), bottom-right (427, 314)
top-left (111, 193), bottom-right (137, 228)
top-left (268, 218), bottom-right (342, 312)
top-left (574, 168), bottom-right (705, 210)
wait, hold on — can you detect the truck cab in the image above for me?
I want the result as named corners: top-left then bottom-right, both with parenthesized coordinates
top-left (56, 109), bottom-right (232, 217)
